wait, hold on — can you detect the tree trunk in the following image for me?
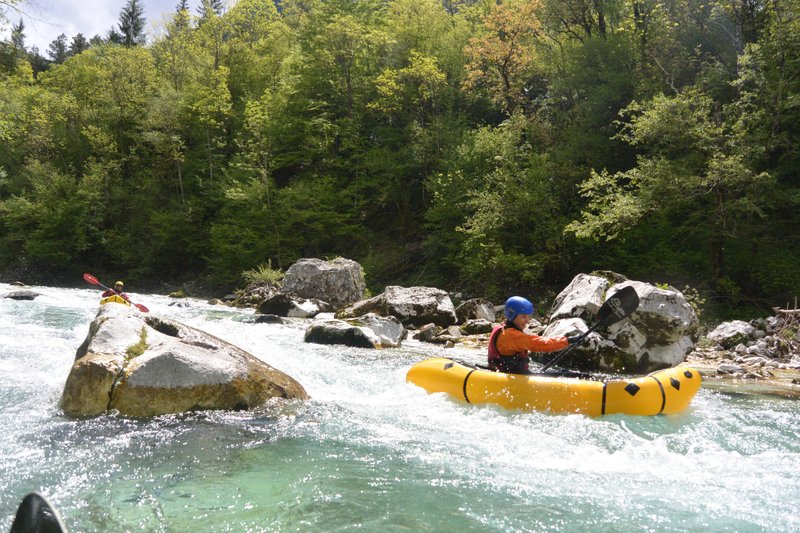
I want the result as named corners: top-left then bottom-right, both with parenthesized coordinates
top-left (175, 159), bottom-right (184, 205)
top-left (711, 233), bottom-right (724, 280)
top-left (594, 0), bottom-right (606, 38)
top-left (206, 129), bottom-right (213, 182)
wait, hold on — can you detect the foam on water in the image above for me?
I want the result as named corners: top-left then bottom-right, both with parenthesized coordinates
top-left (1, 283), bottom-right (798, 531)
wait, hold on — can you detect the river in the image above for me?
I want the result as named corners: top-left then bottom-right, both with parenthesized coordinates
top-left (1, 282), bottom-right (798, 532)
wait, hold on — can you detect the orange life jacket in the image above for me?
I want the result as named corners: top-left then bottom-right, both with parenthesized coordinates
top-left (487, 323), bottom-right (531, 374)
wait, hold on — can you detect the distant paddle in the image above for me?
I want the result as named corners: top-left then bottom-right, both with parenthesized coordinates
top-left (539, 285), bottom-right (640, 372)
top-left (83, 273), bottom-right (149, 313)
top-left (10, 492), bottom-right (67, 533)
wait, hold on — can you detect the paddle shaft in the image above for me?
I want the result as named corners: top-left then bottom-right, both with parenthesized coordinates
top-left (539, 321), bottom-right (602, 372)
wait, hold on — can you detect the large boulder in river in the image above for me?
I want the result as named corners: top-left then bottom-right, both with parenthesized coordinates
top-left (60, 305), bottom-right (308, 418)
top-left (337, 286), bottom-right (457, 327)
top-left (281, 258), bottom-right (366, 309)
top-left (542, 274), bottom-right (699, 373)
top-left (549, 273), bottom-right (608, 321)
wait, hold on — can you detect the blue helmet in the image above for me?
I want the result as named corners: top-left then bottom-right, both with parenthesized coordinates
top-left (504, 296), bottom-right (533, 321)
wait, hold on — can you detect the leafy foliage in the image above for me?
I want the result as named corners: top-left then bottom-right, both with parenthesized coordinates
top-left (0, 0), bottom-right (797, 311)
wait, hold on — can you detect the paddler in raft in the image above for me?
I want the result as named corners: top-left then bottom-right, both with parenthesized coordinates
top-left (488, 296), bottom-right (580, 374)
top-left (101, 280), bottom-right (131, 303)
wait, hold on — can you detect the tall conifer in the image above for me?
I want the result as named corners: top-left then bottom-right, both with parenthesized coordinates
top-left (46, 33), bottom-right (68, 63)
top-left (68, 33), bottom-right (89, 56)
top-left (118, 0), bottom-right (147, 47)
top-left (197, 0), bottom-right (224, 24)
top-left (11, 19), bottom-right (25, 52)
top-left (175, 0), bottom-right (191, 31)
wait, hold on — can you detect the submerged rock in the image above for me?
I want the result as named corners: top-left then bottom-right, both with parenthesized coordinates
top-left (304, 313), bottom-right (406, 349)
top-left (61, 305), bottom-right (308, 418)
top-left (257, 292), bottom-right (328, 318)
top-left (2, 290), bottom-right (40, 300)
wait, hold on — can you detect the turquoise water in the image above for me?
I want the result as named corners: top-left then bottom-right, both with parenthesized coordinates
top-left (1, 283), bottom-right (798, 532)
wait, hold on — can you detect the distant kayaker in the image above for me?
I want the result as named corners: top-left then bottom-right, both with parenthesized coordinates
top-left (101, 280), bottom-right (130, 302)
top-left (488, 296), bottom-right (579, 374)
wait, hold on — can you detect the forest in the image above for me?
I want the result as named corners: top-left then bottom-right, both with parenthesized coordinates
top-left (0, 0), bottom-right (798, 319)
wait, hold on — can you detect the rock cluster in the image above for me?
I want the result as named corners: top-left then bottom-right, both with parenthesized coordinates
top-left (229, 262), bottom-right (700, 372)
top-left (227, 257), bottom-right (366, 311)
top-left (207, 257), bottom-right (798, 389)
top-left (686, 310), bottom-right (800, 382)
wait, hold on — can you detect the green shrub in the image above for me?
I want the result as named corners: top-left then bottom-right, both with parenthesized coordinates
top-left (681, 285), bottom-right (706, 321)
top-left (242, 260), bottom-right (284, 288)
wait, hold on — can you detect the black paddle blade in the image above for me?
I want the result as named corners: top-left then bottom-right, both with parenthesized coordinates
top-left (10, 492), bottom-right (67, 533)
top-left (596, 285), bottom-right (639, 327)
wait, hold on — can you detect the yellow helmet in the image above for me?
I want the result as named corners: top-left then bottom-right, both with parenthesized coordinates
top-left (115, 281), bottom-right (124, 287)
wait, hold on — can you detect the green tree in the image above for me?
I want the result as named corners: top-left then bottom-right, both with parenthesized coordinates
top-left (68, 33), bottom-right (89, 56)
top-left (0, 160), bottom-right (105, 269)
top-left (567, 89), bottom-right (773, 286)
top-left (194, 0), bottom-right (226, 68)
top-left (226, 0), bottom-right (280, 49)
top-left (106, 28), bottom-right (123, 45)
top-left (152, 5), bottom-right (194, 91)
top-left (118, 0), bottom-right (147, 47)
top-left (463, 0), bottom-right (544, 114)
top-left (182, 65), bottom-right (232, 182)
top-left (173, 0), bottom-right (190, 32)
top-left (39, 44), bottom-right (163, 266)
top-left (369, 51), bottom-right (451, 235)
top-left (224, 0), bottom-right (293, 101)
top-left (0, 18), bottom-right (26, 72)
top-left (207, 178), bottom-right (277, 283)
top-left (197, 0), bottom-right (225, 24)
top-left (384, 0), bottom-right (470, 81)
top-left (426, 112), bottom-right (562, 297)
top-left (47, 34), bottom-right (68, 64)
top-left (304, 13), bottom-right (390, 118)
top-left (10, 18), bottom-right (25, 50)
